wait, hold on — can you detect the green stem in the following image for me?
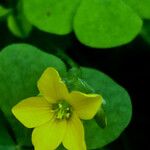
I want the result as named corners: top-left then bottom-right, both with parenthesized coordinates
top-left (55, 49), bottom-right (78, 69)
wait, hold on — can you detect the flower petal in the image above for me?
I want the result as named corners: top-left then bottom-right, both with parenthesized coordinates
top-left (32, 119), bottom-right (66, 150)
top-left (12, 97), bottom-right (53, 128)
top-left (63, 113), bottom-right (86, 150)
top-left (68, 91), bottom-right (102, 120)
top-left (37, 67), bottom-right (69, 102)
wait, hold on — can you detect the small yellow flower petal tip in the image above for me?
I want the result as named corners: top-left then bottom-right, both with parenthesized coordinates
top-left (12, 67), bottom-right (103, 150)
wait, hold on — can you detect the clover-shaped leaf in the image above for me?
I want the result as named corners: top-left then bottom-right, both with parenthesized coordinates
top-left (23, 0), bottom-right (80, 35)
top-left (22, 0), bottom-right (142, 48)
top-left (74, 0), bottom-right (142, 48)
top-left (124, 0), bottom-right (150, 19)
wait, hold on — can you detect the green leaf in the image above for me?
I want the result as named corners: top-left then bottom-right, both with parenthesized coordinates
top-left (124, 0), bottom-right (150, 19)
top-left (74, 0), bottom-right (142, 48)
top-left (64, 68), bottom-right (95, 93)
top-left (0, 44), bottom-right (131, 149)
top-left (95, 107), bottom-right (107, 129)
top-left (0, 111), bottom-right (16, 150)
top-left (0, 146), bottom-right (16, 150)
top-left (7, 13), bottom-right (32, 38)
top-left (0, 44), bottom-right (67, 146)
top-left (23, 0), bottom-right (80, 35)
top-left (7, 1), bottom-right (32, 38)
top-left (80, 67), bottom-right (132, 149)
top-left (0, 6), bottom-right (11, 18)
top-left (141, 20), bottom-right (150, 45)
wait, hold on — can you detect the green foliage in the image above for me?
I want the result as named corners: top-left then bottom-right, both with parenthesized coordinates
top-left (23, 0), bottom-right (80, 35)
top-left (95, 107), bottom-right (107, 129)
top-left (7, 1), bottom-right (32, 38)
top-left (0, 111), bottom-right (16, 150)
top-left (2, 0), bottom-right (150, 48)
top-left (74, 0), bottom-right (142, 48)
top-left (0, 44), bottom-right (66, 147)
top-left (7, 13), bottom-right (32, 38)
top-left (0, 6), bottom-right (11, 18)
top-left (124, 0), bottom-right (150, 19)
top-left (22, 0), bottom-right (146, 48)
top-left (64, 68), bottom-right (95, 93)
top-left (0, 44), bottom-right (131, 149)
top-left (80, 68), bottom-right (132, 149)
top-left (22, 0), bottom-right (143, 48)
top-left (141, 20), bottom-right (150, 44)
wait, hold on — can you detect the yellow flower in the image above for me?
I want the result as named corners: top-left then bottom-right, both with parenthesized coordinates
top-left (12, 67), bottom-right (103, 150)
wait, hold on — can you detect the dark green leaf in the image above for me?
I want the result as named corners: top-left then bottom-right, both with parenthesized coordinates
top-left (64, 68), bottom-right (95, 93)
top-left (0, 111), bottom-right (16, 150)
top-left (95, 107), bottom-right (107, 129)
top-left (0, 44), bottom-right (67, 146)
top-left (80, 67), bottom-right (132, 149)
top-left (141, 20), bottom-right (150, 45)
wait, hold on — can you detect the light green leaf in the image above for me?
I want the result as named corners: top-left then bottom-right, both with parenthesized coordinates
top-left (74, 0), bottom-right (142, 48)
top-left (23, 0), bottom-right (80, 35)
top-left (124, 0), bottom-right (150, 19)
top-left (80, 67), bottom-right (132, 149)
top-left (7, 13), bottom-right (32, 38)
top-left (0, 6), bottom-right (11, 18)
top-left (0, 44), bottom-right (67, 146)
top-left (7, 1), bottom-right (32, 38)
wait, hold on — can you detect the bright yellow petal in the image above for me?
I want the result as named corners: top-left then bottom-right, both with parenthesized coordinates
top-left (12, 97), bottom-right (53, 128)
top-left (37, 67), bottom-right (69, 102)
top-left (68, 91), bottom-right (102, 120)
top-left (63, 113), bottom-right (86, 150)
top-left (32, 119), bottom-right (66, 150)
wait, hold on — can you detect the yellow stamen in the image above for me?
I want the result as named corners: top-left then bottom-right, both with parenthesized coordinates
top-left (52, 100), bottom-right (72, 120)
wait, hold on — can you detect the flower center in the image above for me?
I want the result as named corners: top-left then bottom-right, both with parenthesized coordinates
top-left (52, 100), bottom-right (72, 120)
